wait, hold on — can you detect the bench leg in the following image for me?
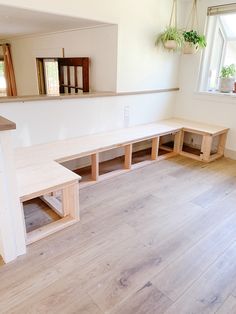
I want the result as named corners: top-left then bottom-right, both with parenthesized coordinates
top-left (91, 153), bottom-right (99, 181)
top-left (62, 182), bottom-right (80, 220)
top-left (151, 137), bottom-right (160, 160)
top-left (201, 134), bottom-right (213, 162)
top-left (217, 132), bottom-right (227, 156)
top-left (124, 144), bottom-right (132, 169)
top-left (174, 131), bottom-right (184, 153)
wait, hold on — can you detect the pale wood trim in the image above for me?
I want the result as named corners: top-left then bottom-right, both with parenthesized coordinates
top-left (62, 182), bottom-right (79, 220)
top-left (124, 144), bottom-right (132, 169)
top-left (24, 182), bottom-right (79, 245)
top-left (217, 132), bottom-right (228, 156)
top-left (151, 137), bottom-right (160, 160)
top-left (174, 131), bottom-right (184, 153)
top-left (209, 153), bottom-right (224, 162)
top-left (20, 180), bottom-right (78, 203)
top-left (0, 116), bottom-right (16, 131)
top-left (201, 134), bottom-right (213, 162)
top-left (159, 145), bottom-right (173, 152)
top-left (40, 195), bottom-right (64, 217)
top-left (26, 216), bottom-right (77, 245)
top-left (80, 169), bottom-right (130, 189)
top-left (91, 153), bottom-right (99, 181)
top-left (180, 151), bottom-right (201, 161)
top-left (79, 152), bottom-right (178, 190)
top-left (0, 88), bottom-right (179, 104)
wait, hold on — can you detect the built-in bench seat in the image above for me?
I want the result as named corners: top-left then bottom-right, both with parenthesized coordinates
top-left (17, 161), bottom-right (81, 244)
top-left (15, 118), bottom-right (229, 244)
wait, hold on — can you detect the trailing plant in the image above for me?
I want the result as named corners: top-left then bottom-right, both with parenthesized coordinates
top-left (155, 26), bottom-right (184, 51)
top-left (220, 64), bottom-right (236, 78)
top-left (183, 30), bottom-right (207, 48)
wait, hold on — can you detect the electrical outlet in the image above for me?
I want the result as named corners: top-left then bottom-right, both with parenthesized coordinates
top-left (124, 105), bottom-right (130, 128)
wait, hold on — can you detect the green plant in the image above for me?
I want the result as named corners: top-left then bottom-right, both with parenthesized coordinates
top-left (220, 64), bottom-right (236, 78)
top-left (155, 26), bottom-right (184, 50)
top-left (183, 30), bottom-right (207, 48)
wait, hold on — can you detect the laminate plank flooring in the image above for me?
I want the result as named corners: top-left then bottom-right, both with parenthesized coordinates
top-left (1, 156), bottom-right (236, 313)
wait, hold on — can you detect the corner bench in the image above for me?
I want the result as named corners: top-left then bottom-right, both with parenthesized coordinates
top-left (15, 118), bottom-right (229, 244)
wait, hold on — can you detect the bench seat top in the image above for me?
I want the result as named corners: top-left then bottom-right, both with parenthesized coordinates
top-left (17, 161), bottom-right (80, 202)
top-left (15, 118), bottom-right (229, 201)
top-left (163, 118), bottom-right (229, 136)
top-left (15, 121), bottom-right (182, 169)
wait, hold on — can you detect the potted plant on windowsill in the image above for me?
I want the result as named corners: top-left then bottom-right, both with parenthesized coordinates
top-left (219, 64), bottom-right (236, 93)
top-left (183, 30), bottom-right (207, 54)
top-left (155, 26), bottom-right (184, 51)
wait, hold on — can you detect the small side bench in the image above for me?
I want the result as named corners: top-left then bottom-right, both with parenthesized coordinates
top-left (163, 119), bottom-right (229, 162)
top-left (17, 161), bottom-right (81, 244)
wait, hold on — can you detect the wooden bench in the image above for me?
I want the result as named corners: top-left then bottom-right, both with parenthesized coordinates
top-left (15, 118), bottom-right (229, 244)
top-left (162, 119), bottom-right (229, 162)
top-left (17, 162), bottom-right (81, 244)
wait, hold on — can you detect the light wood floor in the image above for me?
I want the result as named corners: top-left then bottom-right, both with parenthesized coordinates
top-left (1, 156), bottom-right (236, 313)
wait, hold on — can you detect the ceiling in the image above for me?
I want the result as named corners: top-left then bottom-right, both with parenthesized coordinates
top-left (0, 5), bottom-right (108, 40)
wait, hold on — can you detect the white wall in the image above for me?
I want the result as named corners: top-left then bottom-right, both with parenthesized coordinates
top-left (8, 25), bottom-right (118, 95)
top-left (0, 0), bottom-right (180, 148)
top-left (0, 92), bottom-right (176, 147)
top-left (0, 0), bottom-right (180, 92)
top-left (175, 0), bottom-right (236, 155)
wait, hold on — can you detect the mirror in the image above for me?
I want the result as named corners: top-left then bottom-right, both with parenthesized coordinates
top-left (0, 5), bottom-right (118, 98)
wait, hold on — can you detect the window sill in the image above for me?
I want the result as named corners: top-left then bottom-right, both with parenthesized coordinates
top-left (193, 91), bottom-right (236, 104)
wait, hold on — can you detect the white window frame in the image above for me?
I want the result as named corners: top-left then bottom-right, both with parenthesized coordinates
top-left (198, 15), bottom-right (227, 93)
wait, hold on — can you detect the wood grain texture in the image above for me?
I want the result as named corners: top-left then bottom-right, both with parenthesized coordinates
top-left (0, 115), bottom-right (16, 131)
top-left (17, 162), bottom-right (80, 201)
top-left (1, 156), bottom-right (236, 313)
top-left (0, 88), bottom-right (179, 104)
top-left (15, 122), bottom-right (182, 169)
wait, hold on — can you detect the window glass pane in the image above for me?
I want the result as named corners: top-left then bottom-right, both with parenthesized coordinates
top-left (225, 41), bottom-right (236, 65)
top-left (0, 61), bottom-right (7, 97)
top-left (44, 60), bottom-right (59, 95)
top-left (208, 29), bottom-right (224, 91)
top-left (220, 14), bottom-right (236, 38)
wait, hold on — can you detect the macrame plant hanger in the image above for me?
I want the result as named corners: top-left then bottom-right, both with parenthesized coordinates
top-left (184, 0), bottom-right (200, 54)
top-left (185, 0), bottom-right (199, 32)
top-left (163, 0), bottom-right (179, 50)
top-left (169, 0), bottom-right (178, 29)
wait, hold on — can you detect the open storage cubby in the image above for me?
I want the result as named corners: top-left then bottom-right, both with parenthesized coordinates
top-left (71, 155), bottom-right (94, 184)
top-left (62, 155), bottom-right (95, 186)
top-left (20, 174), bottom-right (79, 245)
top-left (132, 140), bottom-right (152, 165)
top-left (99, 147), bottom-right (126, 177)
top-left (180, 129), bottom-right (228, 162)
top-left (159, 134), bottom-right (175, 156)
top-left (182, 131), bottom-right (202, 157)
top-left (23, 197), bottom-right (61, 233)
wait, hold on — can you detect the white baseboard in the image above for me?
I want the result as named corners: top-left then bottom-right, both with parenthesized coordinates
top-left (225, 149), bottom-right (236, 160)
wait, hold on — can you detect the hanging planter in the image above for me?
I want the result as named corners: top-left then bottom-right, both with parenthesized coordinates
top-left (183, 0), bottom-right (207, 54)
top-left (155, 0), bottom-right (184, 52)
top-left (183, 30), bottom-right (206, 54)
top-left (183, 41), bottom-right (199, 54)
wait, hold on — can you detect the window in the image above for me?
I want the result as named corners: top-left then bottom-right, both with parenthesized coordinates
top-left (200, 4), bottom-right (236, 93)
top-left (0, 60), bottom-right (7, 97)
top-left (36, 57), bottom-right (89, 96)
top-left (37, 58), bottom-right (59, 96)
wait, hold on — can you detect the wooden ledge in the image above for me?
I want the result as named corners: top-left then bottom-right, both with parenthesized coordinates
top-left (0, 116), bottom-right (16, 131)
top-left (0, 88), bottom-right (179, 104)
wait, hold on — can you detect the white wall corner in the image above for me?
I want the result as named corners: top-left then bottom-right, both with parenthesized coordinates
top-left (0, 131), bottom-right (26, 263)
